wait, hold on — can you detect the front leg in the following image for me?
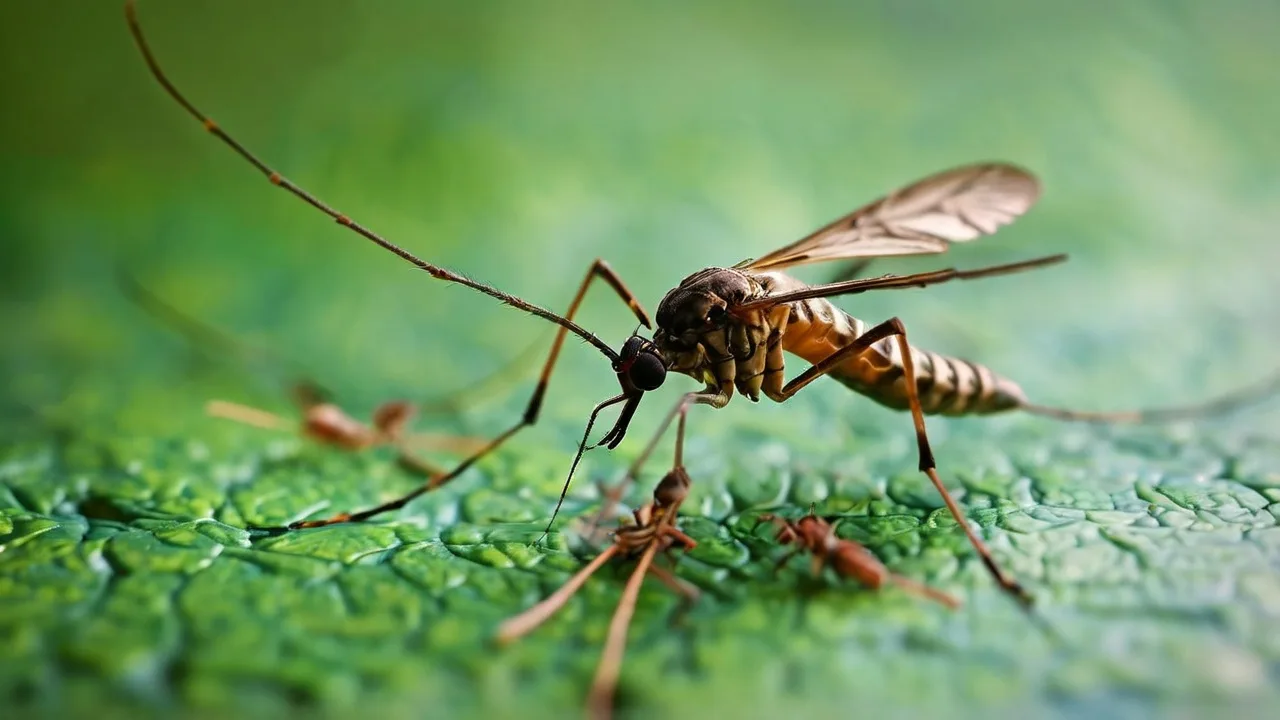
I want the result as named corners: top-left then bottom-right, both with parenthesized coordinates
top-left (285, 258), bottom-right (651, 530)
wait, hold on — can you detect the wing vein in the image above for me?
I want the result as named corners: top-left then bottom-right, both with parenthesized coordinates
top-left (745, 163), bottom-right (1041, 272)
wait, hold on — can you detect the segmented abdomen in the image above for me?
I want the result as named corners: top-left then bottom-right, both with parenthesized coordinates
top-left (780, 297), bottom-right (1026, 416)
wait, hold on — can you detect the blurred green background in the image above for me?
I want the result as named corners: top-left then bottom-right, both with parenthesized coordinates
top-left (2, 1), bottom-right (1279, 718)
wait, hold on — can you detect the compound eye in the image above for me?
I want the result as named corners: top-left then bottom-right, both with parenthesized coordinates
top-left (706, 305), bottom-right (727, 326)
top-left (629, 352), bottom-right (667, 391)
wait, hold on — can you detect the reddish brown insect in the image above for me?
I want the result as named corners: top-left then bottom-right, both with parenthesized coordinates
top-left (208, 395), bottom-right (485, 489)
top-left (758, 510), bottom-right (960, 609)
top-left (496, 416), bottom-right (698, 720)
top-left (118, 268), bottom-right (486, 507)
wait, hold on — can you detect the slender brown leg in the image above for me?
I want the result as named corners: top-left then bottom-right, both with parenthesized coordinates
top-left (887, 573), bottom-right (963, 610)
top-left (587, 538), bottom-right (662, 720)
top-left (587, 420), bottom-right (693, 720)
top-left (395, 431), bottom-right (489, 456)
top-left (494, 544), bottom-right (622, 645)
top-left (775, 317), bottom-right (1031, 608)
top-left (390, 452), bottom-right (452, 480)
top-left (646, 563), bottom-right (700, 602)
top-left (589, 388), bottom-right (724, 537)
top-left (206, 400), bottom-right (293, 431)
top-left (287, 259), bottom-right (651, 530)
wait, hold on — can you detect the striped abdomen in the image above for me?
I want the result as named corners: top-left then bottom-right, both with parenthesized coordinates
top-left (780, 297), bottom-right (1026, 416)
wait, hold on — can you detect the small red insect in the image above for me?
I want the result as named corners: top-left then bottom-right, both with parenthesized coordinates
top-left (758, 510), bottom-right (960, 609)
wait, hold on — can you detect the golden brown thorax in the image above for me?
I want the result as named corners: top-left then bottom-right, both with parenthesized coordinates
top-left (654, 267), bottom-right (784, 403)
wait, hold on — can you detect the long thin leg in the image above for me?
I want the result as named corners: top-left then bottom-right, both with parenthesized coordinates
top-left (589, 389), bottom-right (723, 537)
top-left (775, 317), bottom-right (1031, 607)
top-left (118, 267), bottom-right (325, 393)
top-left (495, 477), bottom-right (692, 647)
top-left (494, 544), bottom-right (621, 645)
top-left (391, 452), bottom-right (452, 481)
top-left (287, 260), bottom-right (650, 530)
top-left (581, 414), bottom-right (698, 718)
top-left (587, 462), bottom-right (691, 720)
top-left (206, 400), bottom-right (292, 431)
top-left (396, 431), bottom-right (489, 456)
top-left (417, 331), bottom-right (550, 417)
top-left (587, 539), bottom-right (662, 720)
top-left (646, 564), bottom-right (700, 602)
top-left (887, 572), bottom-right (962, 609)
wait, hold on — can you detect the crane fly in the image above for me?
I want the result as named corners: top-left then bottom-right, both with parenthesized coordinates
top-left (125, 0), bottom-right (1279, 608)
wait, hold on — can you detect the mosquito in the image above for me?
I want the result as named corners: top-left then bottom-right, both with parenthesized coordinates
top-left (125, 0), bottom-right (1278, 604)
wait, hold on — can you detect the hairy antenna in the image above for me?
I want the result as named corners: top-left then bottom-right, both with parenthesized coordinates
top-left (123, 0), bottom-right (619, 365)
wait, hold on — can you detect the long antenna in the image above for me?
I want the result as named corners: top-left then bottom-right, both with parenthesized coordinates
top-left (123, 0), bottom-right (619, 365)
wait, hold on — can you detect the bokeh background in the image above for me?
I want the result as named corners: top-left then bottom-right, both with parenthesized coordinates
top-left (2, 1), bottom-right (1279, 718)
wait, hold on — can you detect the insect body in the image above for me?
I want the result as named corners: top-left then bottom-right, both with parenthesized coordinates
top-left (593, 163), bottom-right (1060, 605)
top-left (656, 263), bottom-right (1030, 415)
top-left (758, 510), bottom-right (960, 609)
top-left (208, 396), bottom-right (486, 490)
top-left (651, 164), bottom-right (1043, 416)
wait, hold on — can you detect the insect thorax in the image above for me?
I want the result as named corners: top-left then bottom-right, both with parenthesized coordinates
top-left (652, 267), bottom-right (785, 399)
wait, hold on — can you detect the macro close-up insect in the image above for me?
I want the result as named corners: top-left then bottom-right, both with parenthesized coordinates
top-left (4, 1), bottom-right (1280, 719)
top-left (125, 0), bottom-right (1276, 585)
top-left (114, 0), bottom-right (1280, 714)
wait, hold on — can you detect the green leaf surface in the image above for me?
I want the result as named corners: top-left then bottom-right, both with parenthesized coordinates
top-left (4, 1), bottom-right (1280, 718)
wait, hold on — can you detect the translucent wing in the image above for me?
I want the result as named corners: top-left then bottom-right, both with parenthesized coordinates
top-left (745, 163), bottom-right (1040, 271)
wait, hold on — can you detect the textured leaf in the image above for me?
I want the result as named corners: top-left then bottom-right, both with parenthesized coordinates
top-left (3, 1), bottom-right (1280, 719)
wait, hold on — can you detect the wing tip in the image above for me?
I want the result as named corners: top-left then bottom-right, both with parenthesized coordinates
top-left (976, 161), bottom-right (1043, 200)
